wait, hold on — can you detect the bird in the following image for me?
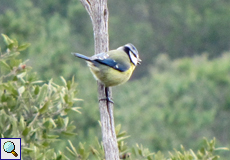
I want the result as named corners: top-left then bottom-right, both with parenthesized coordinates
top-left (72, 43), bottom-right (141, 102)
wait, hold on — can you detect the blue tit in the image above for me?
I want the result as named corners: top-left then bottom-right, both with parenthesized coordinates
top-left (72, 43), bottom-right (141, 87)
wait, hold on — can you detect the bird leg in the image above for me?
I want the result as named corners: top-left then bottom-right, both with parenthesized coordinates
top-left (99, 87), bottom-right (114, 104)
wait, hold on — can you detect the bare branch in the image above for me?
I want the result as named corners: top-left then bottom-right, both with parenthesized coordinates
top-left (79, 0), bottom-right (119, 159)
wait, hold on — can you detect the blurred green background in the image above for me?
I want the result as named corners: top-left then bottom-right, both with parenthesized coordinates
top-left (1, 0), bottom-right (230, 158)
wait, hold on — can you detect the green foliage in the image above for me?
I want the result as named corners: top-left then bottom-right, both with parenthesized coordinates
top-left (0, 35), bottom-right (80, 159)
top-left (109, 0), bottom-right (230, 58)
top-left (65, 122), bottom-right (228, 160)
top-left (0, 0), bottom-right (93, 82)
top-left (65, 123), bottom-right (227, 160)
top-left (112, 53), bottom-right (230, 159)
top-left (117, 128), bottom-right (228, 160)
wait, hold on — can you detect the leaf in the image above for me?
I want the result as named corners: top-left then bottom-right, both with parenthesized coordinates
top-left (19, 116), bottom-right (25, 131)
top-left (46, 135), bottom-right (59, 139)
top-left (36, 84), bottom-right (48, 103)
top-left (117, 131), bottom-right (127, 138)
top-left (66, 147), bottom-right (77, 157)
top-left (10, 58), bottom-right (21, 68)
top-left (90, 146), bottom-right (100, 156)
top-left (79, 142), bottom-right (85, 155)
top-left (132, 147), bottom-right (137, 156)
top-left (17, 72), bottom-right (27, 79)
top-left (215, 147), bottom-right (229, 151)
top-left (64, 94), bottom-right (69, 103)
top-left (39, 101), bottom-right (51, 114)
top-left (67, 140), bottom-right (78, 155)
top-left (12, 38), bottom-right (18, 48)
top-left (56, 155), bottom-right (62, 160)
top-left (60, 76), bottom-right (67, 86)
top-left (4, 124), bottom-right (13, 136)
top-left (48, 118), bottom-right (57, 128)
top-left (115, 124), bottom-right (121, 135)
top-left (0, 61), bottom-right (11, 71)
top-left (73, 98), bottom-right (83, 102)
top-left (18, 86), bottom-right (25, 95)
top-left (42, 141), bottom-right (50, 147)
top-left (66, 125), bottom-right (76, 132)
top-left (31, 80), bottom-right (44, 84)
top-left (34, 86), bottom-right (40, 95)
top-left (8, 43), bottom-right (15, 50)
top-left (71, 107), bottom-right (81, 114)
top-left (1, 93), bottom-right (8, 102)
top-left (1, 34), bottom-right (13, 45)
top-left (67, 81), bottom-right (72, 90)
top-left (30, 132), bottom-right (36, 141)
top-left (22, 127), bottom-right (31, 136)
top-left (22, 147), bottom-right (34, 153)
top-left (3, 52), bottom-right (20, 60)
top-left (17, 43), bottom-right (31, 51)
top-left (63, 117), bottom-right (69, 127)
top-left (189, 149), bottom-right (198, 159)
top-left (61, 131), bottom-right (77, 136)
top-left (4, 82), bottom-right (18, 96)
top-left (57, 116), bottom-right (65, 127)
top-left (117, 136), bottom-right (130, 142)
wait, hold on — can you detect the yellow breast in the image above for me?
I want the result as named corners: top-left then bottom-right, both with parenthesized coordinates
top-left (87, 62), bottom-right (135, 87)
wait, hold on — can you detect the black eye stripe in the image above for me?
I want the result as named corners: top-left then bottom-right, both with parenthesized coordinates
top-left (130, 50), bottom-right (137, 57)
top-left (124, 46), bottom-right (130, 54)
top-left (123, 44), bottom-right (139, 59)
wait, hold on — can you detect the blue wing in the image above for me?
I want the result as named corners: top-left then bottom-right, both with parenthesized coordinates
top-left (95, 58), bottom-right (129, 72)
top-left (72, 52), bottom-right (130, 72)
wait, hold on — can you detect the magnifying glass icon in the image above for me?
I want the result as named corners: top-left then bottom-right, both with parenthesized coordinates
top-left (3, 141), bottom-right (18, 157)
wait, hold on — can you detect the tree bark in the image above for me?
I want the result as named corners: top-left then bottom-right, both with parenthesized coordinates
top-left (79, 0), bottom-right (119, 159)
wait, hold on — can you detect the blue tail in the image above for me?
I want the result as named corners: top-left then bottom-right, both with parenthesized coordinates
top-left (72, 53), bottom-right (91, 61)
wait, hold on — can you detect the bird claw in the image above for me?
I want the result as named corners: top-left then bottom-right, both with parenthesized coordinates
top-left (99, 97), bottom-right (114, 104)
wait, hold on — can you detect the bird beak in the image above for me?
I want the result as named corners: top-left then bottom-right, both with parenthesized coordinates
top-left (137, 58), bottom-right (142, 64)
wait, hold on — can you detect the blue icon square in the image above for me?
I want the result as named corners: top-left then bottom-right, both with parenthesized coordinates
top-left (0, 138), bottom-right (21, 160)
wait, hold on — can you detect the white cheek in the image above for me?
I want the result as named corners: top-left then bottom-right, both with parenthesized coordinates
top-left (130, 52), bottom-right (138, 65)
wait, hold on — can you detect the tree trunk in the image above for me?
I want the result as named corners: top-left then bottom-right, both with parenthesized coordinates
top-left (79, 0), bottom-right (119, 159)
